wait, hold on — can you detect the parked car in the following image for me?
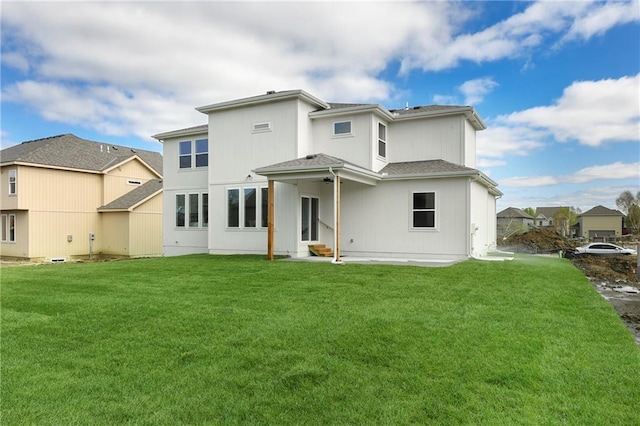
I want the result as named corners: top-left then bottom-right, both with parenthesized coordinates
top-left (573, 243), bottom-right (637, 256)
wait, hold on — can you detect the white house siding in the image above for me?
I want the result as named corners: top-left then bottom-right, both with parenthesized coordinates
top-left (162, 132), bottom-right (209, 256)
top-left (463, 120), bottom-right (477, 168)
top-left (311, 114), bottom-right (372, 169)
top-left (339, 178), bottom-right (469, 260)
top-left (469, 180), bottom-right (496, 257)
top-left (390, 116), bottom-right (464, 165)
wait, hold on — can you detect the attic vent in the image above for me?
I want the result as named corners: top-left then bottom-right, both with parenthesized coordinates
top-left (127, 180), bottom-right (142, 186)
top-left (305, 154), bottom-right (317, 160)
top-left (266, 90), bottom-right (276, 95)
top-left (413, 106), bottom-right (420, 110)
top-left (252, 122), bottom-right (271, 133)
top-left (111, 146), bottom-right (118, 150)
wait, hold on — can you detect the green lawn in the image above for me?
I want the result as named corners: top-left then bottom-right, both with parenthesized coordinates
top-left (2, 255), bottom-right (639, 425)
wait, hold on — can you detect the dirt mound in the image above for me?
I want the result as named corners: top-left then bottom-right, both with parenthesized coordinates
top-left (571, 255), bottom-right (638, 282)
top-left (501, 228), bottom-right (575, 253)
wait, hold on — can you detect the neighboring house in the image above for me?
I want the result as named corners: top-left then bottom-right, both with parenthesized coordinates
top-left (0, 134), bottom-right (163, 261)
top-left (534, 206), bottom-right (564, 227)
top-left (497, 207), bottom-right (535, 239)
top-left (535, 206), bottom-right (574, 237)
top-left (153, 89), bottom-right (502, 261)
top-left (573, 205), bottom-right (624, 240)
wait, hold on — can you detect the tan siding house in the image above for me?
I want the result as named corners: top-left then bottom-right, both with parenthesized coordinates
top-left (0, 134), bottom-right (163, 261)
top-left (574, 205), bottom-right (624, 240)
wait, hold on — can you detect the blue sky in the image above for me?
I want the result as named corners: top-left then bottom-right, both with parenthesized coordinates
top-left (1, 0), bottom-right (638, 212)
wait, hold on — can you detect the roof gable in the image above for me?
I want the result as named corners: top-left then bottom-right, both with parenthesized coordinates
top-left (0, 134), bottom-right (162, 175)
top-left (98, 179), bottom-right (163, 211)
top-left (497, 207), bottom-right (534, 219)
top-left (580, 205), bottom-right (623, 217)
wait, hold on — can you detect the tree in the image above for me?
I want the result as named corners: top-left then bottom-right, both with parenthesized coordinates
top-left (553, 207), bottom-right (580, 237)
top-left (522, 207), bottom-right (535, 216)
top-left (616, 190), bottom-right (640, 234)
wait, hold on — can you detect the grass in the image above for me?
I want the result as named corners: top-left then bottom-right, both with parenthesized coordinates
top-left (2, 254), bottom-right (639, 425)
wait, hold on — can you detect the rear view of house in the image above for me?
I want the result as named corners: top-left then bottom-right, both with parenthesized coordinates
top-left (0, 134), bottom-right (163, 261)
top-left (574, 205), bottom-right (624, 240)
top-left (154, 90), bottom-right (501, 261)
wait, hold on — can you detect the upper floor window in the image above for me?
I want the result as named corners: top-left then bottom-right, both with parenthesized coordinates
top-left (195, 139), bottom-right (208, 167)
top-left (333, 121), bottom-right (352, 136)
top-left (412, 192), bottom-right (436, 229)
top-left (8, 169), bottom-right (16, 195)
top-left (378, 123), bottom-right (387, 158)
top-left (179, 139), bottom-right (208, 169)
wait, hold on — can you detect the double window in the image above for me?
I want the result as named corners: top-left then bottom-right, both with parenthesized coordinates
top-left (227, 187), bottom-right (269, 229)
top-left (412, 192), bottom-right (436, 229)
top-left (175, 193), bottom-right (208, 228)
top-left (8, 169), bottom-right (16, 195)
top-left (1, 214), bottom-right (16, 242)
top-left (179, 139), bottom-right (208, 169)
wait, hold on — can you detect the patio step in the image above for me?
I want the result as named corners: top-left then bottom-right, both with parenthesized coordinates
top-left (309, 244), bottom-right (334, 257)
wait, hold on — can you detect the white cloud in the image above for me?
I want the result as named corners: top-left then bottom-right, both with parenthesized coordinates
top-left (458, 77), bottom-right (498, 105)
top-left (500, 161), bottom-right (640, 188)
top-left (1, 1), bottom-right (637, 141)
top-left (503, 74), bottom-right (640, 146)
top-left (563, 0), bottom-right (640, 42)
top-left (477, 125), bottom-right (547, 159)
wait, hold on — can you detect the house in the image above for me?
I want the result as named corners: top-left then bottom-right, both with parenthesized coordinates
top-left (573, 205), bottom-right (624, 240)
top-left (153, 90), bottom-right (501, 262)
top-left (496, 207), bottom-right (535, 239)
top-left (0, 134), bottom-right (163, 261)
top-left (535, 206), bottom-right (574, 236)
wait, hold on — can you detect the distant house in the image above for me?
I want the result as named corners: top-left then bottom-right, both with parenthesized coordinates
top-left (573, 205), bottom-right (623, 240)
top-left (535, 206), bottom-right (574, 236)
top-left (0, 134), bottom-right (163, 261)
top-left (497, 207), bottom-right (535, 238)
top-left (153, 89), bottom-right (502, 261)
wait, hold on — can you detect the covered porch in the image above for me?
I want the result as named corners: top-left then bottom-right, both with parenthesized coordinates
top-left (253, 153), bottom-right (379, 263)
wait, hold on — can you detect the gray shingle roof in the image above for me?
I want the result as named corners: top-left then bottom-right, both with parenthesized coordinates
top-left (497, 207), bottom-right (535, 219)
top-left (98, 179), bottom-right (163, 211)
top-left (253, 153), bottom-right (348, 173)
top-left (390, 105), bottom-right (468, 116)
top-left (535, 206), bottom-right (569, 219)
top-left (0, 134), bottom-right (162, 175)
top-left (580, 205), bottom-right (623, 216)
top-left (380, 159), bottom-right (477, 176)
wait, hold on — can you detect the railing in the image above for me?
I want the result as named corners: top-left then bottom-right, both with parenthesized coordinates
top-left (318, 219), bottom-right (333, 231)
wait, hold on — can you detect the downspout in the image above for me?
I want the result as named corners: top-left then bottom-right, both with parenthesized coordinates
top-left (329, 167), bottom-right (343, 264)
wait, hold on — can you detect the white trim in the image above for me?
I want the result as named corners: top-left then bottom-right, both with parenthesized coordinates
top-left (410, 190), bottom-right (438, 231)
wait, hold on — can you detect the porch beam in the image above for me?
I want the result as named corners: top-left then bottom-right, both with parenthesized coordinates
top-left (267, 179), bottom-right (275, 260)
top-left (333, 175), bottom-right (342, 264)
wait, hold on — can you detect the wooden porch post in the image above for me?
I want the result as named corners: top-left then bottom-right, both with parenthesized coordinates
top-left (333, 175), bottom-right (341, 263)
top-left (267, 179), bottom-right (275, 260)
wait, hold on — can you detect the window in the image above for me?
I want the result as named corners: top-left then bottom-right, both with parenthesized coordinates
top-left (378, 123), bottom-right (387, 158)
top-left (195, 139), bottom-right (208, 167)
top-left (177, 193), bottom-right (207, 228)
top-left (228, 189), bottom-right (240, 228)
top-left (176, 194), bottom-right (186, 227)
top-left (189, 194), bottom-right (199, 227)
top-left (252, 122), bottom-right (271, 133)
top-left (244, 188), bottom-right (257, 227)
top-left (1, 215), bottom-right (6, 241)
top-left (179, 139), bottom-right (208, 169)
top-left (333, 121), bottom-right (352, 136)
top-left (261, 187), bottom-right (269, 228)
top-left (179, 141), bottom-right (192, 169)
top-left (301, 196), bottom-right (319, 241)
top-left (202, 193), bottom-right (209, 228)
top-left (227, 186), bottom-right (269, 229)
top-left (412, 192), bottom-right (435, 228)
top-left (8, 169), bottom-right (16, 195)
top-left (2, 214), bottom-right (16, 242)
